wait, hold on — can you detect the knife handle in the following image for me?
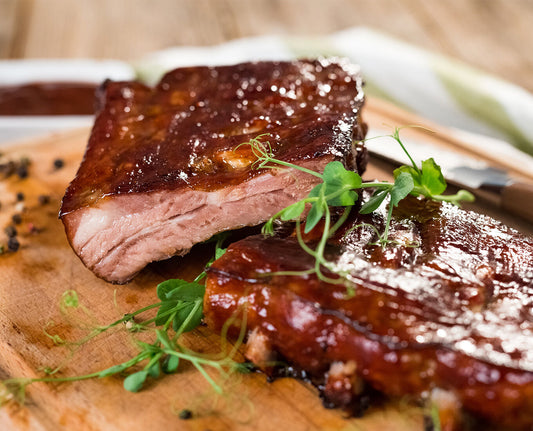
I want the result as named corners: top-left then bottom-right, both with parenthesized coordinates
top-left (501, 181), bottom-right (533, 223)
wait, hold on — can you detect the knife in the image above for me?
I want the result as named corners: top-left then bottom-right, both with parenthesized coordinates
top-left (365, 128), bottom-right (533, 223)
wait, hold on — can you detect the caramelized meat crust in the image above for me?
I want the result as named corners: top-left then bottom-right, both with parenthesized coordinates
top-left (61, 59), bottom-right (366, 214)
top-left (60, 59), bottom-right (366, 283)
top-left (205, 197), bottom-right (533, 429)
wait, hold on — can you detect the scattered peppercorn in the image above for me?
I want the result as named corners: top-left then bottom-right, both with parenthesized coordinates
top-left (38, 194), bottom-right (51, 205)
top-left (4, 225), bottom-right (17, 238)
top-left (0, 161), bottom-right (15, 178)
top-left (7, 237), bottom-right (19, 252)
top-left (0, 157), bottom-right (30, 179)
top-left (11, 213), bottom-right (22, 225)
top-left (178, 409), bottom-right (193, 420)
top-left (17, 164), bottom-right (28, 179)
top-left (16, 192), bottom-right (25, 202)
top-left (53, 158), bottom-right (65, 170)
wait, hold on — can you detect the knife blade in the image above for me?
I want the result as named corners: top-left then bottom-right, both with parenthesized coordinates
top-left (365, 127), bottom-right (533, 223)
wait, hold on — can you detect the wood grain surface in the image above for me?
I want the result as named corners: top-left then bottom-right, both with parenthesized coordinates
top-left (0, 98), bottom-right (531, 430)
top-left (1, 0), bottom-right (533, 92)
top-left (0, 3), bottom-right (532, 428)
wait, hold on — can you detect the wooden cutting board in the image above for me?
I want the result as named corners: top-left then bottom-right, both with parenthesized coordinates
top-left (0, 98), bottom-right (532, 431)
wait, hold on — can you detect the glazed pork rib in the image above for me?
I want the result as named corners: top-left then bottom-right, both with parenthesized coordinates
top-left (205, 197), bottom-right (533, 429)
top-left (60, 59), bottom-right (367, 283)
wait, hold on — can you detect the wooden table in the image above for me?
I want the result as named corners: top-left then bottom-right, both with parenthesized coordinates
top-left (1, 0), bottom-right (533, 92)
top-left (1, 2), bottom-right (533, 430)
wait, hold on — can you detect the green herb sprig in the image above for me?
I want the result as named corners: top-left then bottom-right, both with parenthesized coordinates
top-left (0, 237), bottom-right (250, 406)
top-left (239, 128), bottom-right (474, 288)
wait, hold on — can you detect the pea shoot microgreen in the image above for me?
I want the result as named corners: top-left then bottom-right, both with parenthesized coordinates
top-left (239, 128), bottom-right (474, 289)
top-left (0, 236), bottom-right (251, 406)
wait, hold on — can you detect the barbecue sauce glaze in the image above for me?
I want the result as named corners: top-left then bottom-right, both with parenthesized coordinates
top-left (206, 197), bottom-right (533, 429)
top-left (60, 59), bottom-right (366, 215)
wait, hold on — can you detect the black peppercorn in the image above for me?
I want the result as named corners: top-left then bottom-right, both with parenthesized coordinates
top-left (4, 225), bottom-right (17, 238)
top-left (0, 161), bottom-right (15, 178)
top-left (11, 213), bottom-right (22, 225)
top-left (178, 409), bottom-right (193, 420)
top-left (7, 237), bottom-right (19, 252)
top-left (16, 164), bottom-right (28, 179)
top-left (38, 194), bottom-right (51, 205)
top-left (16, 192), bottom-right (25, 202)
top-left (53, 158), bottom-right (65, 169)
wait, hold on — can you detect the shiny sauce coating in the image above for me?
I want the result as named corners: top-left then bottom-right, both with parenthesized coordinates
top-left (60, 59), bottom-right (365, 215)
top-left (206, 197), bottom-right (533, 427)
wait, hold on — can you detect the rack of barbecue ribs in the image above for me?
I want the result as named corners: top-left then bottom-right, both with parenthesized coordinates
top-left (60, 59), bottom-right (367, 283)
top-left (205, 196), bottom-right (533, 430)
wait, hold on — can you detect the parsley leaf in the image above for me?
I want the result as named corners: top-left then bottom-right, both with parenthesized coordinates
top-left (123, 370), bottom-right (148, 393)
top-left (155, 279), bottom-right (205, 332)
top-left (157, 279), bottom-right (204, 302)
top-left (390, 171), bottom-right (415, 206)
top-left (162, 355), bottom-right (180, 374)
top-left (420, 158), bottom-right (447, 195)
top-left (321, 161), bottom-right (361, 206)
top-left (359, 189), bottom-right (388, 214)
top-left (305, 185), bottom-right (326, 233)
top-left (279, 200), bottom-right (306, 221)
